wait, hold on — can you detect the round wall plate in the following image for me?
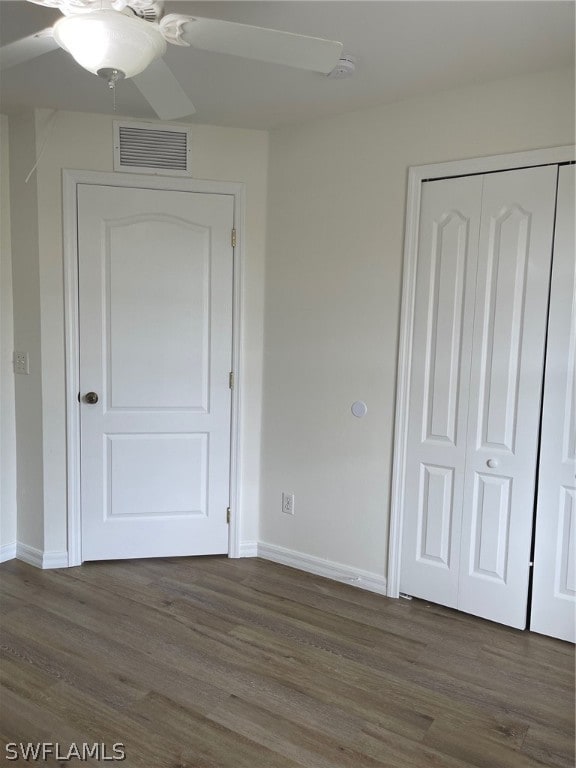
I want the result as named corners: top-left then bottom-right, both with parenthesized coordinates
top-left (351, 400), bottom-right (367, 418)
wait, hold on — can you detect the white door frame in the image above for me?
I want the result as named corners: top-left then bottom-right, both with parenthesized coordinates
top-left (63, 169), bottom-right (246, 566)
top-left (387, 145), bottom-right (575, 599)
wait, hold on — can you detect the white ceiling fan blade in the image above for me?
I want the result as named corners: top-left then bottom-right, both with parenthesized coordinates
top-left (132, 58), bottom-right (196, 120)
top-left (161, 15), bottom-right (343, 74)
top-left (0, 28), bottom-right (59, 70)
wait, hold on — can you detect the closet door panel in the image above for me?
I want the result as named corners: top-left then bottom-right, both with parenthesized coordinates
top-left (458, 165), bottom-right (558, 628)
top-left (400, 176), bottom-right (482, 605)
top-left (531, 164), bottom-right (576, 643)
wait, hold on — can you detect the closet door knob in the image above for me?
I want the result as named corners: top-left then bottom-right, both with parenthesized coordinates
top-left (486, 458), bottom-right (498, 468)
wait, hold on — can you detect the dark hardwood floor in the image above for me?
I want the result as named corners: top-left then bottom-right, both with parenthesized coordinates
top-left (0, 556), bottom-right (573, 767)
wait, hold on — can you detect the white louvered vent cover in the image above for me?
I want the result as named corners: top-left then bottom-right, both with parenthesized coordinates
top-left (113, 121), bottom-right (191, 176)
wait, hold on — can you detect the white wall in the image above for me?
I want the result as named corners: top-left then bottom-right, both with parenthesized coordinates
top-left (9, 111), bottom-right (45, 553)
top-left (0, 115), bottom-right (17, 557)
top-left (260, 68), bottom-right (576, 579)
top-left (13, 109), bottom-right (268, 557)
top-left (6, 67), bottom-right (574, 574)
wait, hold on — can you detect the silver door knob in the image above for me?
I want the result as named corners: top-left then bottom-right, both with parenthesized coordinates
top-left (486, 458), bottom-right (498, 468)
top-left (84, 392), bottom-right (99, 404)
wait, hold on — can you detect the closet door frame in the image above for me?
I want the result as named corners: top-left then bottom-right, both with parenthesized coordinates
top-left (388, 145), bottom-right (575, 599)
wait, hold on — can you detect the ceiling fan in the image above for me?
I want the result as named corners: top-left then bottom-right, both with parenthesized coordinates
top-left (0, 0), bottom-right (344, 120)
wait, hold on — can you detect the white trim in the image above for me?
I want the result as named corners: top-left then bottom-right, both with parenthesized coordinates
top-left (228, 188), bottom-right (246, 558)
top-left (258, 542), bottom-right (387, 596)
top-left (42, 550), bottom-right (69, 569)
top-left (16, 542), bottom-right (43, 568)
top-left (0, 542), bottom-right (16, 563)
top-left (410, 145), bottom-right (575, 181)
top-left (387, 162), bottom-right (423, 600)
top-left (62, 169), bottom-right (246, 566)
top-left (387, 144), bottom-right (576, 599)
top-left (15, 542), bottom-right (68, 569)
top-left (239, 540), bottom-right (258, 558)
top-left (63, 173), bottom-right (82, 567)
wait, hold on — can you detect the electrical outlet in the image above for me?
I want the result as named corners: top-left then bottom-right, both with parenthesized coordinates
top-left (282, 492), bottom-right (295, 515)
top-left (14, 351), bottom-right (29, 375)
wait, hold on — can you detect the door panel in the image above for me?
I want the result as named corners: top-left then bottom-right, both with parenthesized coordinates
top-left (458, 166), bottom-right (558, 628)
top-left (106, 216), bottom-right (210, 410)
top-left (423, 210), bottom-right (473, 446)
top-left (470, 472), bottom-right (511, 581)
top-left (417, 463), bottom-right (454, 567)
top-left (78, 184), bottom-right (233, 561)
top-left (106, 433), bottom-right (208, 517)
top-left (531, 164), bottom-right (576, 642)
top-left (477, 205), bottom-right (531, 451)
top-left (400, 176), bottom-right (483, 606)
top-left (558, 490), bottom-right (576, 595)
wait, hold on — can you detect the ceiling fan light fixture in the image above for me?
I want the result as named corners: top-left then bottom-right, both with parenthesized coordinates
top-left (53, 10), bottom-right (166, 79)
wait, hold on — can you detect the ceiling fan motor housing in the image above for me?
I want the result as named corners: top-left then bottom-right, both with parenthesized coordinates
top-left (53, 10), bottom-right (166, 79)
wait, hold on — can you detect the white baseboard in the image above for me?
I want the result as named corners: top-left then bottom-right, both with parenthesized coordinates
top-left (257, 542), bottom-right (387, 596)
top-left (7, 537), bottom-right (385, 591)
top-left (238, 540), bottom-right (258, 558)
top-left (42, 550), bottom-right (69, 569)
top-left (0, 542), bottom-right (17, 563)
top-left (16, 542), bottom-right (69, 569)
top-left (16, 542), bottom-right (43, 568)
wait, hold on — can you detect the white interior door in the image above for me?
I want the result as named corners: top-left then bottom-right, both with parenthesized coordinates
top-left (400, 175), bottom-right (483, 607)
top-left (530, 164), bottom-right (576, 643)
top-left (78, 184), bottom-right (234, 561)
top-left (401, 165), bottom-right (558, 628)
top-left (458, 166), bottom-right (558, 628)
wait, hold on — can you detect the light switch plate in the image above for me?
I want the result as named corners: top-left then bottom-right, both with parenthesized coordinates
top-left (14, 351), bottom-right (29, 375)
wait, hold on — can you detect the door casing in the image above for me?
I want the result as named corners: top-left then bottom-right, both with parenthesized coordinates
top-left (388, 145), bottom-right (575, 599)
top-left (63, 169), bottom-right (246, 566)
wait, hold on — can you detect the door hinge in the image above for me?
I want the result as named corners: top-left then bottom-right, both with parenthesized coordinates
top-left (226, 507), bottom-right (231, 524)
top-left (229, 371), bottom-right (234, 389)
top-left (231, 228), bottom-right (237, 248)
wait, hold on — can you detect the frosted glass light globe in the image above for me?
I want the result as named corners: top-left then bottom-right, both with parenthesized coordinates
top-left (53, 10), bottom-right (166, 79)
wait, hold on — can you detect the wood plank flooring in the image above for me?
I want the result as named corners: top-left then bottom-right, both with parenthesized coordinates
top-left (0, 556), bottom-right (573, 767)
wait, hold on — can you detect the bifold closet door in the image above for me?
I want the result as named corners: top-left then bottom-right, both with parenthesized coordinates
top-left (458, 165), bottom-right (558, 628)
top-left (400, 175), bottom-right (483, 607)
top-left (400, 165), bottom-right (558, 628)
top-left (530, 164), bottom-right (576, 643)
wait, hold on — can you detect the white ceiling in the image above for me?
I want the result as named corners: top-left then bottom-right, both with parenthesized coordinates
top-left (0, 0), bottom-right (574, 129)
